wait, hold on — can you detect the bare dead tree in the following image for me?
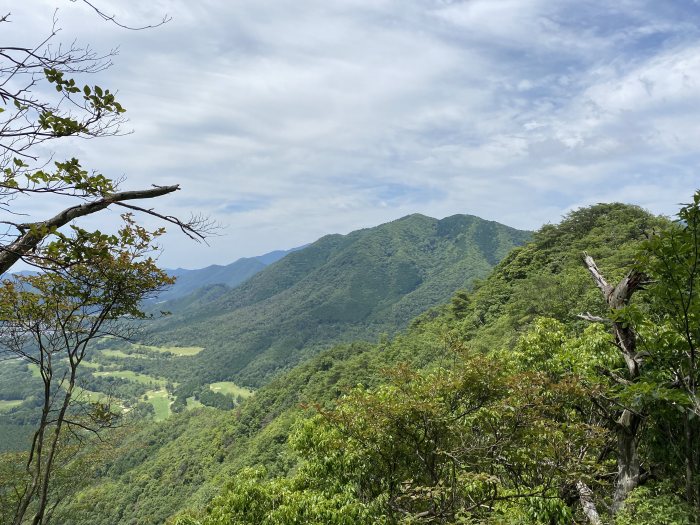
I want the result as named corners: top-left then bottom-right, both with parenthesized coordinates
top-left (581, 253), bottom-right (649, 514)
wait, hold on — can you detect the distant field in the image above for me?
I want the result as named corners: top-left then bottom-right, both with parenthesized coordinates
top-left (100, 345), bottom-right (203, 358)
top-left (135, 344), bottom-right (204, 357)
top-left (144, 389), bottom-right (171, 421)
top-left (25, 365), bottom-right (113, 403)
top-left (186, 396), bottom-right (203, 409)
top-left (94, 370), bottom-right (168, 387)
top-left (19, 356), bottom-right (181, 423)
top-left (101, 349), bottom-right (138, 359)
top-left (0, 399), bottom-right (23, 412)
top-left (74, 387), bottom-right (111, 404)
top-left (20, 346), bottom-right (199, 424)
top-left (209, 381), bottom-right (254, 398)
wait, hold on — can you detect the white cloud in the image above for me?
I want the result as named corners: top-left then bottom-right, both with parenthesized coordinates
top-left (3, 0), bottom-right (700, 268)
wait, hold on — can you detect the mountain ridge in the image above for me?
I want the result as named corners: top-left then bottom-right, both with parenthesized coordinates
top-left (145, 212), bottom-right (532, 387)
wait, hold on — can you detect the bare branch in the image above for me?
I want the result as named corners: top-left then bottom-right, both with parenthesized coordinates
top-left (582, 252), bottom-right (647, 512)
top-left (595, 366), bottom-right (633, 387)
top-left (113, 202), bottom-right (214, 243)
top-left (583, 253), bottom-right (613, 298)
top-left (73, 0), bottom-right (171, 30)
top-left (0, 185), bottom-right (179, 275)
top-left (577, 312), bottom-right (608, 323)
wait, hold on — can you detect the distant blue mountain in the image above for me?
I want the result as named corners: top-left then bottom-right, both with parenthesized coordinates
top-left (155, 247), bottom-right (302, 303)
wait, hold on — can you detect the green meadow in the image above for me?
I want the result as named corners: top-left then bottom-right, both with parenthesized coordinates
top-left (209, 381), bottom-right (254, 399)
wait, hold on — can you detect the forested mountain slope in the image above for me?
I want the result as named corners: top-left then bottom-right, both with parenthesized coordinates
top-left (146, 213), bottom-right (531, 387)
top-left (54, 203), bottom-right (669, 525)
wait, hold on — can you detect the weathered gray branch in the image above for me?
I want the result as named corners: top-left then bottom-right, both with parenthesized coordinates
top-left (583, 252), bottom-right (613, 298)
top-left (576, 480), bottom-right (603, 525)
top-left (0, 185), bottom-right (179, 275)
top-left (578, 312), bottom-right (608, 323)
top-left (582, 252), bottom-right (648, 513)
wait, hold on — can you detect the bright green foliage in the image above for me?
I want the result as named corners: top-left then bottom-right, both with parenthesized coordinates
top-left (170, 467), bottom-right (384, 525)
top-left (179, 341), bottom-right (608, 524)
top-left (615, 483), bottom-right (694, 525)
top-left (637, 192), bottom-right (700, 413)
top-left (621, 191), bottom-right (700, 516)
top-left (12, 158), bottom-right (116, 198)
top-left (511, 317), bottom-right (621, 378)
top-left (452, 203), bottom-right (665, 352)
top-left (51, 202), bottom-right (681, 524)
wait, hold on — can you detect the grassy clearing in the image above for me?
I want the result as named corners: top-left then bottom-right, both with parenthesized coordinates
top-left (134, 344), bottom-right (204, 357)
top-left (143, 389), bottom-right (171, 421)
top-left (28, 364), bottom-right (113, 403)
top-left (94, 370), bottom-right (167, 387)
top-left (209, 381), bottom-right (254, 399)
top-left (101, 349), bottom-right (139, 359)
top-left (73, 387), bottom-right (111, 404)
top-left (81, 361), bottom-right (101, 369)
top-left (28, 364), bottom-right (41, 379)
top-left (0, 400), bottom-right (23, 412)
top-left (186, 396), bottom-right (204, 410)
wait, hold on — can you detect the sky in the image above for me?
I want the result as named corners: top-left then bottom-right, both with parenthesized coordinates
top-left (6, 0), bottom-right (700, 268)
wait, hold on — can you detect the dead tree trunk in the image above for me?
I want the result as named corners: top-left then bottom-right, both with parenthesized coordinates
top-left (582, 253), bottom-right (646, 513)
top-left (576, 481), bottom-right (603, 525)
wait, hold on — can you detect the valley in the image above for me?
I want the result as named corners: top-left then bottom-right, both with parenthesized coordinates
top-left (0, 342), bottom-right (254, 450)
top-left (1, 213), bottom-right (530, 452)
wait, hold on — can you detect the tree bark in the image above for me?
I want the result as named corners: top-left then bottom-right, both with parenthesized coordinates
top-left (13, 350), bottom-right (53, 525)
top-left (685, 414), bottom-right (700, 524)
top-left (612, 410), bottom-right (641, 513)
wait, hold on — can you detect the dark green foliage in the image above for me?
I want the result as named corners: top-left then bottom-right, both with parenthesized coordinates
top-left (79, 373), bottom-right (151, 399)
top-left (196, 391), bottom-right (234, 410)
top-left (0, 425), bottom-right (33, 454)
top-left (0, 361), bottom-right (40, 401)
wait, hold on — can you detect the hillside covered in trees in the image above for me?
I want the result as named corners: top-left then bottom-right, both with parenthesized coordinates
top-left (20, 199), bottom-right (696, 525)
top-left (142, 213), bottom-right (531, 387)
